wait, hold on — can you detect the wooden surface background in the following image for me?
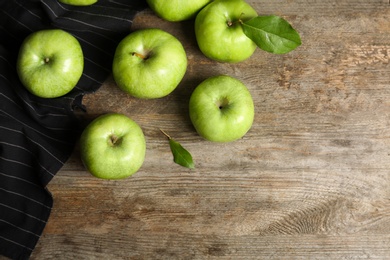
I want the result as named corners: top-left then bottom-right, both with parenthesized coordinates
top-left (23, 0), bottom-right (390, 259)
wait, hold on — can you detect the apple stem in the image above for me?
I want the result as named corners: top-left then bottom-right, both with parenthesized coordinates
top-left (132, 52), bottom-right (148, 60)
top-left (109, 135), bottom-right (121, 146)
top-left (227, 13), bottom-right (245, 27)
top-left (44, 57), bottom-right (50, 64)
top-left (160, 129), bottom-right (172, 140)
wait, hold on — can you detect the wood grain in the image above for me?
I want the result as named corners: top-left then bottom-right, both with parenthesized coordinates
top-left (29, 0), bottom-right (390, 259)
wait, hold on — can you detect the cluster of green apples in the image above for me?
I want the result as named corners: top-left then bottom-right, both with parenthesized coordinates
top-left (15, 0), bottom-right (270, 179)
top-left (140, 0), bottom-right (258, 138)
top-left (148, 0), bottom-right (259, 63)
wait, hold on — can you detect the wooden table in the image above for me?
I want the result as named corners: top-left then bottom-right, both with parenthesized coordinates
top-left (28, 1), bottom-right (390, 259)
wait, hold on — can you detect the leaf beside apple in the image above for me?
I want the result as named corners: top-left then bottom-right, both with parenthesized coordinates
top-left (241, 15), bottom-right (302, 54)
top-left (169, 139), bottom-right (195, 169)
top-left (194, 0), bottom-right (301, 63)
top-left (161, 130), bottom-right (195, 169)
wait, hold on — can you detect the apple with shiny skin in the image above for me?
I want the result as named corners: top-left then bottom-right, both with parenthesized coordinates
top-left (146, 0), bottom-right (212, 22)
top-left (112, 28), bottom-right (187, 99)
top-left (79, 113), bottom-right (146, 180)
top-left (16, 29), bottom-right (83, 98)
top-left (58, 0), bottom-right (97, 6)
top-left (195, 0), bottom-right (258, 63)
top-left (189, 75), bottom-right (254, 142)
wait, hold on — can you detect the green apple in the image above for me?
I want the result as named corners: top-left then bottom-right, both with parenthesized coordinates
top-left (16, 29), bottom-right (83, 98)
top-left (79, 113), bottom-right (146, 180)
top-left (146, 0), bottom-right (212, 22)
top-left (189, 75), bottom-right (254, 142)
top-left (195, 0), bottom-right (258, 63)
top-left (112, 28), bottom-right (187, 99)
top-left (58, 0), bottom-right (97, 6)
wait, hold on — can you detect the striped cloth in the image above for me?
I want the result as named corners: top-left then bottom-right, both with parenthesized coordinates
top-left (0, 1), bottom-right (147, 259)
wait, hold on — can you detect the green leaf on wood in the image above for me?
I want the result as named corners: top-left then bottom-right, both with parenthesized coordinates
top-left (160, 129), bottom-right (195, 169)
top-left (169, 139), bottom-right (195, 169)
top-left (241, 15), bottom-right (301, 54)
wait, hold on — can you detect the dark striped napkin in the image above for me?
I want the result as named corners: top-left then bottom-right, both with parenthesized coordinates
top-left (0, 0), bottom-right (147, 259)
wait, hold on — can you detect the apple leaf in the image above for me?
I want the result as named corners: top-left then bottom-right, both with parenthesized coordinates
top-left (169, 139), bottom-right (195, 169)
top-left (241, 15), bottom-right (301, 54)
top-left (160, 130), bottom-right (195, 169)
